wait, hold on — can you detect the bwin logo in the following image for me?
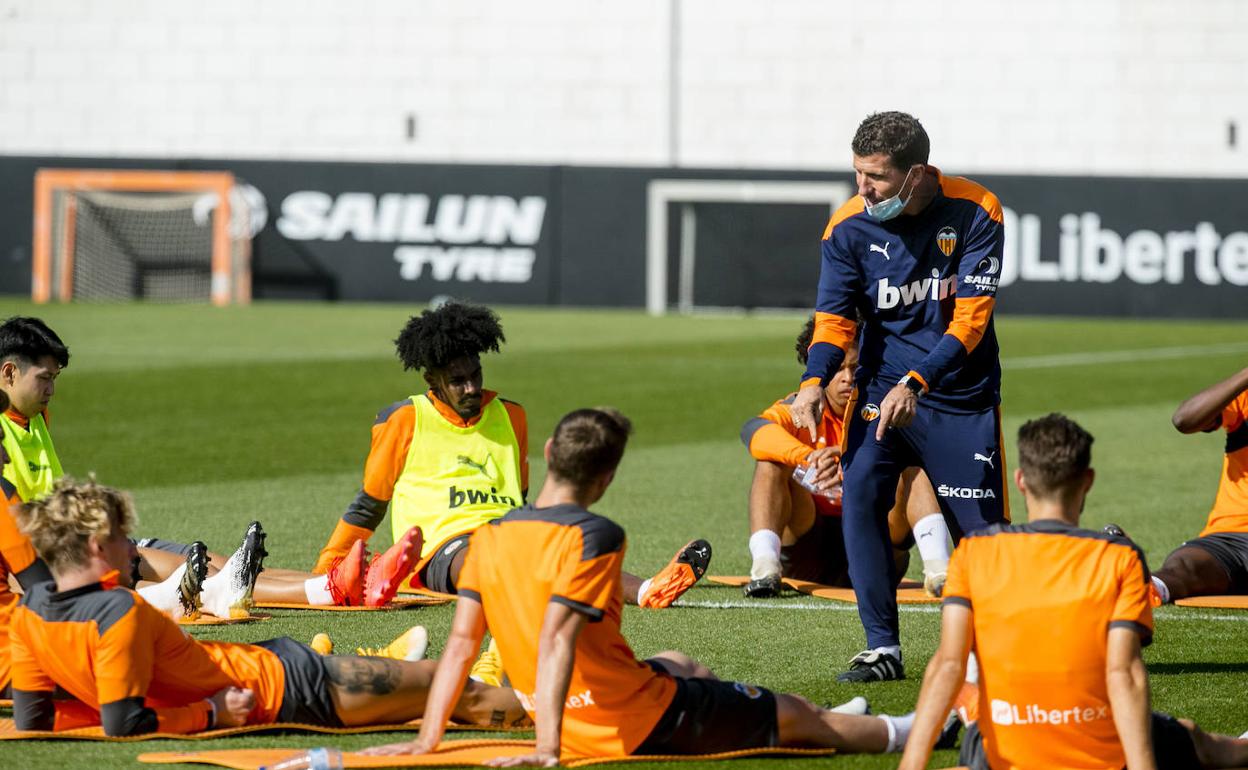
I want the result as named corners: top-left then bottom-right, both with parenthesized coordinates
top-left (877, 270), bottom-right (959, 310)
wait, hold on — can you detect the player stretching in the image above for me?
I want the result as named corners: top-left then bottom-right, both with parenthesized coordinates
top-left (1150, 364), bottom-right (1248, 605)
top-left (364, 408), bottom-right (915, 763)
top-left (9, 476), bottom-right (526, 736)
top-left (0, 316), bottom-right (412, 616)
top-left (790, 111), bottom-right (1009, 682)
top-left (313, 302), bottom-right (710, 608)
top-left (742, 318), bottom-right (951, 597)
top-left (901, 414), bottom-right (1248, 770)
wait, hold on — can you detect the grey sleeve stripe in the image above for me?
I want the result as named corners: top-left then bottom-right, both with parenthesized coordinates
top-left (342, 489), bottom-right (388, 529)
top-left (551, 594), bottom-right (605, 622)
top-left (740, 417), bottom-right (770, 448)
top-left (942, 596), bottom-right (972, 609)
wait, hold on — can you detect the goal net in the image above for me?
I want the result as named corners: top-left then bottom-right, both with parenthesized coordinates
top-left (32, 169), bottom-right (252, 305)
top-left (645, 179), bottom-right (852, 315)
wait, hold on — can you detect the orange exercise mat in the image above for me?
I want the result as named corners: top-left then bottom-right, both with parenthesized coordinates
top-left (1174, 594), bottom-right (1248, 609)
top-left (256, 596), bottom-right (449, 610)
top-left (178, 613), bottom-right (271, 626)
top-left (0, 718), bottom-right (521, 741)
top-left (138, 739), bottom-right (838, 768)
top-left (708, 575), bottom-right (940, 604)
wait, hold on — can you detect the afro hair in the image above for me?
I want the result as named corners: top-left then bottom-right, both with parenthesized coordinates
top-left (394, 302), bottom-right (505, 372)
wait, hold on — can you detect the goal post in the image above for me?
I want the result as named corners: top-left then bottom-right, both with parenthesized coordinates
top-left (32, 169), bottom-right (251, 306)
top-left (645, 179), bottom-right (852, 315)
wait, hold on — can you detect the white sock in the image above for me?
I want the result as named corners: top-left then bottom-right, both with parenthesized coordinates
top-left (873, 645), bottom-right (901, 661)
top-left (637, 578), bottom-right (652, 603)
top-left (201, 549), bottom-right (245, 618)
top-left (878, 712), bottom-right (915, 752)
top-left (136, 564), bottom-right (186, 616)
top-left (304, 576), bottom-right (333, 605)
top-left (748, 529), bottom-right (782, 562)
top-left (913, 513), bottom-right (951, 571)
top-left (1151, 575), bottom-right (1171, 605)
top-left (965, 651), bottom-right (980, 684)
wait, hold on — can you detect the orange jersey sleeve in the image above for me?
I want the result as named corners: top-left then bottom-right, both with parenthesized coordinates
top-left (360, 401), bottom-right (416, 501)
top-left (1200, 390), bottom-right (1248, 536)
top-left (742, 396), bottom-right (844, 468)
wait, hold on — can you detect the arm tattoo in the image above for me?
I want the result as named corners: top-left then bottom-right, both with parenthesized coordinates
top-left (325, 656), bottom-right (402, 695)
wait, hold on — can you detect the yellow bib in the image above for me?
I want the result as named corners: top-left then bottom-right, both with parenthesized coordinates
top-left (391, 396), bottom-right (523, 551)
top-left (1, 412), bottom-right (63, 502)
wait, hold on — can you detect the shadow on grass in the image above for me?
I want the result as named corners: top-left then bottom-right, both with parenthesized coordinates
top-left (1149, 661), bottom-right (1248, 675)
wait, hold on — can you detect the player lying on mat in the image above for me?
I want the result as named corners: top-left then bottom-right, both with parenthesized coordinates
top-left (1150, 363), bottom-right (1248, 606)
top-left (901, 414), bottom-right (1248, 770)
top-left (741, 318), bottom-right (952, 598)
top-left (0, 315), bottom-right (414, 619)
top-left (8, 476), bottom-right (528, 736)
top-left (313, 301), bottom-right (710, 608)
top-left (364, 408), bottom-right (915, 763)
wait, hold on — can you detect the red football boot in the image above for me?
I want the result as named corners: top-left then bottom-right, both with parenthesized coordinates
top-left (364, 527), bottom-right (423, 607)
top-left (325, 538), bottom-right (367, 606)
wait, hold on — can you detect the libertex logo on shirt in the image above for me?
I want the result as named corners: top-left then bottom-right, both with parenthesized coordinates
top-left (516, 689), bottom-right (596, 711)
top-left (990, 698), bottom-right (1110, 726)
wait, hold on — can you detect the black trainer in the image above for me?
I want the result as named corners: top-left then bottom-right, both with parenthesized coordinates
top-left (177, 540), bottom-right (209, 619)
top-left (836, 649), bottom-right (905, 683)
top-left (743, 574), bottom-right (782, 598)
top-left (934, 708), bottom-right (962, 749)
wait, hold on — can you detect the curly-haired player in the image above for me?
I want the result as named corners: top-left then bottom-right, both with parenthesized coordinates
top-left (313, 302), bottom-right (710, 610)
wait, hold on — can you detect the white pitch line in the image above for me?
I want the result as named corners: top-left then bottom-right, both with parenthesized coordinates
top-left (1002, 341), bottom-right (1248, 371)
top-left (676, 599), bottom-right (1248, 623)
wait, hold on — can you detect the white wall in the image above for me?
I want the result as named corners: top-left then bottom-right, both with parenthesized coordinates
top-left (2, 0), bottom-right (1245, 176)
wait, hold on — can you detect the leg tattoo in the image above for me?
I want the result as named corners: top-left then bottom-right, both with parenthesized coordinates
top-left (325, 655), bottom-right (403, 695)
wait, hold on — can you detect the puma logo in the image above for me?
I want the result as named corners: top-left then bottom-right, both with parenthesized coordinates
top-left (457, 455), bottom-right (495, 479)
top-left (870, 242), bottom-right (891, 260)
top-left (973, 451), bottom-right (996, 469)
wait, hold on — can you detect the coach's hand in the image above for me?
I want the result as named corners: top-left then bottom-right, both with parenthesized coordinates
top-left (210, 686), bottom-right (254, 727)
top-left (790, 384), bottom-right (824, 442)
top-left (876, 382), bottom-right (918, 440)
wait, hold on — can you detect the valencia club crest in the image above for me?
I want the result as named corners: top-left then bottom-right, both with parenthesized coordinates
top-left (937, 226), bottom-right (958, 257)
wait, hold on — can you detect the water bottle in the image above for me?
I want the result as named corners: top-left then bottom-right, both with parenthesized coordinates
top-left (258, 747), bottom-right (344, 770)
top-left (793, 462), bottom-right (843, 503)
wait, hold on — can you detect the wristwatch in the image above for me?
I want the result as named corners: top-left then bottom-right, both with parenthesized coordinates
top-left (898, 373), bottom-right (924, 397)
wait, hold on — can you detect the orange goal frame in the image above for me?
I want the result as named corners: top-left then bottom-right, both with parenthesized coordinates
top-left (32, 169), bottom-right (247, 306)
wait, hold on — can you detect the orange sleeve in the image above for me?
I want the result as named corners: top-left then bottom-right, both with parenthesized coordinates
top-left (97, 604), bottom-right (211, 734)
top-left (946, 296), bottom-right (995, 353)
top-left (1222, 391), bottom-right (1248, 434)
top-left (502, 400), bottom-right (529, 494)
top-left (361, 402), bottom-right (415, 501)
top-left (747, 423), bottom-right (812, 467)
top-left (552, 547), bottom-right (625, 621)
top-left (1, 488), bottom-right (39, 575)
top-left (455, 530), bottom-right (484, 600)
top-left (1109, 548), bottom-right (1154, 645)
top-left (942, 541), bottom-right (972, 608)
top-left (95, 603), bottom-right (155, 706)
top-left (10, 609), bottom-right (55, 693)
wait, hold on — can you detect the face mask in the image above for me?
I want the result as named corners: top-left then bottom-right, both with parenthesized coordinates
top-left (864, 166), bottom-right (917, 222)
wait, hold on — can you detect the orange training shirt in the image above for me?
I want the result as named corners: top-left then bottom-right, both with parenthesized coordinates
top-left (1200, 389), bottom-right (1248, 536)
top-left (742, 393), bottom-right (845, 515)
top-left (0, 477), bottom-right (43, 688)
top-left (457, 504), bottom-right (677, 758)
top-left (943, 520), bottom-right (1153, 770)
top-left (10, 576), bottom-right (286, 734)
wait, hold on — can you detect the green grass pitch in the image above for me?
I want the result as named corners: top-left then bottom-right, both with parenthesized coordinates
top-left (1, 300), bottom-right (1246, 769)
